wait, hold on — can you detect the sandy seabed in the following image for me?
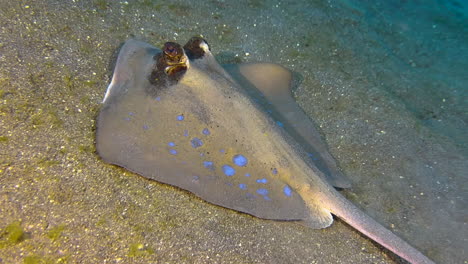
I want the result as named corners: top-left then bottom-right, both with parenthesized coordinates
top-left (0, 0), bottom-right (466, 263)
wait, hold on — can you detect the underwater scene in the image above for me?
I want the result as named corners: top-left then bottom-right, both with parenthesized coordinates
top-left (0, 0), bottom-right (466, 263)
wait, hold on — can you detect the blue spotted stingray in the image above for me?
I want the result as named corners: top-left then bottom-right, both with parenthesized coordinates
top-left (96, 37), bottom-right (434, 264)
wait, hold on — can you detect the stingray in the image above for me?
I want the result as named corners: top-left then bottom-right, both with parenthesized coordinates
top-left (96, 37), bottom-right (434, 264)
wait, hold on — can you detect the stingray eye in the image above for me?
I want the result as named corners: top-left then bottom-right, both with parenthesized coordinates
top-left (183, 36), bottom-right (210, 60)
top-left (164, 42), bottom-right (180, 57)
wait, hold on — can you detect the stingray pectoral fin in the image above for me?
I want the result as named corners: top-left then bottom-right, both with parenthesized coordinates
top-left (298, 201), bottom-right (334, 229)
top-left (98, 112), bottom-right (307, 220)
top-left (224, 63), bottom-right (351, 188)
top-left (96, 89), bottom-right (308, 221)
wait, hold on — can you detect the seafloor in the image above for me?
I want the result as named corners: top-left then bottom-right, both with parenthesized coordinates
top-left (0, 0), bottom-right (466, 263)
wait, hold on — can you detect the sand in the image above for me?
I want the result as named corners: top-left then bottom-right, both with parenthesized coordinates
top-left (0, 0), bottom-right (466, 263)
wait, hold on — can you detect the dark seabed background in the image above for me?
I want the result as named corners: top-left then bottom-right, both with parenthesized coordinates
top-left (0, 0), bottom-right (466, 263)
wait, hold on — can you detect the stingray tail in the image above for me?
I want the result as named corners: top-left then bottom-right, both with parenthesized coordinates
top-left (327, 192), bottom-right (435, 264)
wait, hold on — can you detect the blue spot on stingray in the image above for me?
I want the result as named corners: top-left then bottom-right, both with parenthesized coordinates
top-left (155, 96), bottom-right (161, 101)
top-left (246, 192), bottom-right (256, 199)
top-left (307, 152), bottom-right (319, 161)
top-left (266, 109), bottom-right (273, 114)
top-left (233, 154), bottom-right (248, 167)
top-left (191, 138), bottom-right (203, 148)
top-left (184, 130), bottom-right (189, 137)
top-left (202, 128), bottom-right (210, 135)
top-left (169, 149), bottom-right (177, 155)
top-left (263, 196), bottom-right (271, 201)
top-left (222, 165), bottom-right (236, 176)
top-left (256, 178), bottom-right (268, 184)
top-left (192, 175), bottom-right (199, 182)
top-left (203, 161), bottom-right (214, 170)
top-left (239, 183), bottom-right (247, 190)
top-left (143, 124), bottom-right (149, 130)
top-left (124, 112), bottom-right (134, 121)
top-left (245, 173), bottom-right (251, 177)
top-left (256, 188), bottom-right (269, 196)
top-left (219, 149), bottom-right (225, 153)
top-left (272, 168), bottom-right (278, 175)
top-left (168, 142), bottom-right (176, 147)
top-left (226, 182), bottom-right (233, 187)
top-left (283, 185), bottom-right (292, 197)
top-left (276, 121), bottom-right (284, 127)
top-left (177, 115), bottom-right (184, 121)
